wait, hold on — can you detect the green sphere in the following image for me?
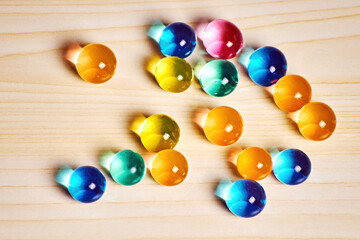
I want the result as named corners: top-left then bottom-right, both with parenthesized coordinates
top-left (199, 59), bottom-right (239, 97)
top-left (110, 150), bottom-right (146, 186)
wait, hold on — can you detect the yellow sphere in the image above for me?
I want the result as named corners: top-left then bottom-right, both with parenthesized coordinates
top-left (297, 102), bottom-right (336, 141)
top-left (151, 149), bottom-right (188, 186)
top-left (140, 114), bottom-right (180, 152)
top-left (237, 147), bottom-right (272, 181)
top-left (273, 75), bottom-right (312, 112)
top-left (76, 44), bottom-right (116, 84)
top-left (155, 56), bottom-right (193, 93)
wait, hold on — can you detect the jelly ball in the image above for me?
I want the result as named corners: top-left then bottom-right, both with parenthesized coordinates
top-left (151, 149), bottom-right (188, 186)
top-left (297, 102), bottom-right (336, 141)
top-left (202, 19), bottom-right (243, 59)
top-left (204, 106), bottom-right (243, 146)
top-left (273, 75), bottom-right (312, 112)
top-left (159, 22), bottom-right (196, 58)
top-left (155, 57), bottom-right (193, 93)
top-left (199, 59), bottom-right (239, 97)
top-left (140, 114), bottom-right (180, 152)
top-left (247, 46), bottom-right (287, 87)
top-left (273, 149), bottom-right (311, 185)
top-left (76, 44), bottom-right (116, 84)
top-left (237, 147), bottom-right (272, 181)
top-left (226, 179), bottom-right (266, 217)
top-left (110, 150), bottom-right (146, 186)
top-left (68, 166), bottom-right (106, 203)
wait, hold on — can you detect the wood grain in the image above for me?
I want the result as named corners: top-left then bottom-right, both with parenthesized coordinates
top-left (0, 0), bottom-right (360, 239)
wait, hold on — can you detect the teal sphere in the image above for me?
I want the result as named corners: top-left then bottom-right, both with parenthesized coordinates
top-left (199, 59), bottom-right (239, 97)
top-left (110, 150), bottom-right (146, 186)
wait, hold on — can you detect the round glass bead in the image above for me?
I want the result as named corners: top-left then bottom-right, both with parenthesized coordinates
top-left (76, 43), bottom-right (116, 84)
top-left (140, 114), bottom-right (180, 152)
top-left (159, 22), bottom-right (196, 58)
top-left (297, 102), bottom-right (336, 141)
top-left (155, 56), bottom-right (193, 93)
top-left (199, 59), bottom-right (239, 97)
top-left (273, 149), bottom-right (311, 185)
top-left (110, 150), bottom-right (146, 186)
top-left (226, 179), bottom-right (266, 217)
top-left (202, 19), bottom-right (243, 59)
top-left (68, 166), bottom-right (106, 203)
top-left (273, 75), bottom-right (312, 112)
top-left (247, 46), bottom-right (287, 87)
top-left (204, 106), bottom-right (243, 146)
top-left (237, 147), bottom-right (272, 181)
top-left (151, 149), bottom-right (188, 186)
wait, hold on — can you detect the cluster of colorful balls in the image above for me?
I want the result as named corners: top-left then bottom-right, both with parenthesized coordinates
top-left (57, 19), bottom-right (336, 218)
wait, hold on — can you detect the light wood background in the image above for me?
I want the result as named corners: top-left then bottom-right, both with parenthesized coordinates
top-left (1, 0), bottom-right (360, 239)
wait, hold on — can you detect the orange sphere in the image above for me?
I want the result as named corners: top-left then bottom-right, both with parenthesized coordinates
top-left (204, 106), bottom-right (243, 146)
top-left (151, 150), bottom-right (188, 186)
top-left (236, 147), bottom-right (272, 181)
top-left (273, 75), bottom-right (312, 112)
top-left (76, 44), bottom-right (116, 84)
top-left (297, 102), bottom-right (336, 141)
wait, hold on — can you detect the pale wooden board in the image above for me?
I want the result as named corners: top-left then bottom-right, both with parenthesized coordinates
top-left (0, 0), bottom-right (360, 239)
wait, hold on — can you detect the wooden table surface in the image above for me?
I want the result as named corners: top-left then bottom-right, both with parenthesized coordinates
top-left (1, 0), bottom-right (360, 239)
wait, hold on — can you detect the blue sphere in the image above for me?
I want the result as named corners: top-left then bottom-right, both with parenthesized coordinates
top-left (247, 46), bottom-right (287, 87)
top-left (226, 179), bottom-right (266, 217)
top-left (68, 166), bottom-right (106, 203)
top-left (273, 149), bottom-right (311, 185)
top-left (159, 22), bottom-right (196, 58)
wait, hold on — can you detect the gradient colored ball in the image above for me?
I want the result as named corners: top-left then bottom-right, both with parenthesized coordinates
top-left (159, 22), bottom-right (196, 58)
top-left (76, 44), bottom-right (116, 84)
top-left (247, 46), bottom-right (287, 87)
top-left (297, 102), bottom-right (336, 141)
top-left (202, 19), bottom-right (243, 59)
top-left (226, 179), bottom-right (266, 217)
top-left (273, 149), bottom-right (311, 185)
top-left (237, 147), bottom-right (272, 181)
top-left (199, 59), bottom-right (239, 97)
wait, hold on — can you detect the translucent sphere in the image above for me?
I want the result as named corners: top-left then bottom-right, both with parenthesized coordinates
top-left (140, 114), bottom-right (180, 152)
top-left (68, 166), bottom-right (106, 203)
top-left (204, 106), bottom-right (243, 146)
top-left (297, 102), bottom-right (336, 141)
top-left (226, 179), bottom-right (266, 217)
top-left (273, 149), bottom-right (311, 185)
top-left (151, 149), bottom-right (188, 186)
top-left (199, 59), bottom-right (239, 97)
top-left (247, 46), bottom-right (287, 87)
top-left (76, 44), bottom-right (116, 84)
top-left (202, 19), bottom-right (243, 59)
top-left (237, 147), bottom-right (272, 181)
top-left (110, 150), bottom-right (146, 186)
top-left (155, 56), bottom-right (193, 93)
top-left (273, 75), bottom-right (312, 112)
top-left (159, 22), bottom-right (196, 58)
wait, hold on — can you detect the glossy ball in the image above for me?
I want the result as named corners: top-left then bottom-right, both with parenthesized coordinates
top-left (273, 75), bottom-right (312, 112)
top-left (237, 147), bottom-right (272, 181)
top-left (155, 57), bottom-right (193, 93)
top-left (204, 106), bottom-right (243, 146)
top-left (68, 166), bottom-right (106, 203)
top-left (110, 150), bottom-right (146, 186)
top-left (140, 114), bottom-right (180, 152)
top-left (199, 59), bottom-right (239, 97)
top-left (247, 46), bottom-right (287, 87)
top-left (159, 22), bottom-right (196, 58)
top-left (297, 102), bottom-right (336, 141)
top-left (273, 149), bottom-right (311, 185)
top-left (76, 44), bottom-right (116, 84)
top-left (202, 19), bottom-right (243, 59)
top-left (151, 149), bottom-right (188, 186)
top-left (226, 179), bottom-right (266, 217)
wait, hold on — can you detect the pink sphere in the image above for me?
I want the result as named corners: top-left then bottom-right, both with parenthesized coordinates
top-left (202, 19), bottom-right (243, 59)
